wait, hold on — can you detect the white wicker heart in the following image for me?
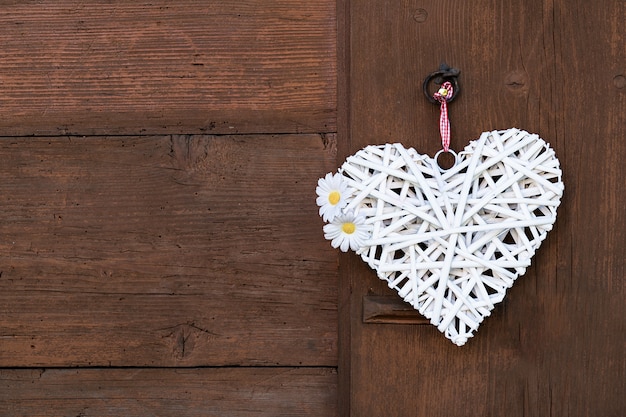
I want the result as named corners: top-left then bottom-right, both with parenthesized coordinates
top-left (316, 128), bottom-right (564, 346)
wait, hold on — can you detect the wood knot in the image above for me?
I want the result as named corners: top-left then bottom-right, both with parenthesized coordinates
top-left (504, 70), bottom-right (529, 93)
top-left (160, 322), bottom-right (217, 360)
top-left (412, 8), bottom-right (428, 23)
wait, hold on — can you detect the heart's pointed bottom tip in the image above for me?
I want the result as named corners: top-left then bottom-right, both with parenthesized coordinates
top-left (453, 337), bottom-right (468, 346)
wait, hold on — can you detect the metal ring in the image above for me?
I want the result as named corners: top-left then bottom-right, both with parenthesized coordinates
top-left (434, 149), bottom-right (458, 172)
top-left (423, 65), bottom-right (461, 104)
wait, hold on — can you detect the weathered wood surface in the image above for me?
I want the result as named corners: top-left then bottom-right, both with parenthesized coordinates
top-left (0, 134), bottom-right (338, 367)
top-left (0, 368), bottom-right (338, 416)
top-left (341, 0), bottom-right (625, 416)
top-left (0, 1), bottom-right (336, 135)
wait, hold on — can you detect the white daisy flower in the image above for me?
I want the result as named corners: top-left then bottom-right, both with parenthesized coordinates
top-left (323, 212), bottom-right (371, 252)
top-left (316, 172), bottom-right (351, 222)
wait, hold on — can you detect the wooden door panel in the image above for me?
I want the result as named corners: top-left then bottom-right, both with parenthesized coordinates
top-left (0, 368), bottom-right (337, 416)
top-left (0, 135), bottom-right (338, 368)
top-left (340, 0), bottom-right (625, 415)
top-left (0, 1), bottom-right (336, 135)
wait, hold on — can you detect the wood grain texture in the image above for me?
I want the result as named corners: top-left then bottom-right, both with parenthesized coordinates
top-left (0, 368), bottom-right (338, 416)
top-left (0, 134), bottom-right (339, 367)
top-left (341, 0), bottom-right (625, 415)
top-left (0, 0), bottom-right (336, 135)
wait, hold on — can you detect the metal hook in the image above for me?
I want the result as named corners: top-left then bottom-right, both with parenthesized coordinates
top-left (423, 63), bottom-right (461, 104)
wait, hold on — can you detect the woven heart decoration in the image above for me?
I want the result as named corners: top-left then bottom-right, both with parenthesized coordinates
top-left (316, 128), bottom-right (564, 346)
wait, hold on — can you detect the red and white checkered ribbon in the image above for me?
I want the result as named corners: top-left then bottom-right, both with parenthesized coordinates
top-left (433, 81), bottom-right (454, 152)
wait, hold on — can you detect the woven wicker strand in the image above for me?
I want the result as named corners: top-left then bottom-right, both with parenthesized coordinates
top-left (339, 128), bottom-right (563, 346)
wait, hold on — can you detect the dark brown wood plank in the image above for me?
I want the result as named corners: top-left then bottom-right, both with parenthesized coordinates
top-left (341, 0), bottom-right (625, 416)
top-left (0, 1), bottom-right (336, 135)
top-left (0, 134), bottom-right (339, 367)
top-left (0, 368), bottom-right (338, 417)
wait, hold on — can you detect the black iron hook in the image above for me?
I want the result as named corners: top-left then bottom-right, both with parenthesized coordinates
top-left (423, 63), bottom-right (461, 104)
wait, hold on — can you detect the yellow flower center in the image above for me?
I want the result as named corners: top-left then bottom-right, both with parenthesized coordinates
top-left (342, 222), bottom-right (356, 234)
top-left (328, 190), bottom-right (341, 206)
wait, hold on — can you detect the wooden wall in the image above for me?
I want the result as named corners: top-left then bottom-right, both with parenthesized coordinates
top-left (0, 2), bottom-right (338, 416)
top-left (339, 0), bottom-right (625, 416)
top-left (1, 1), bottom-right (624, 415)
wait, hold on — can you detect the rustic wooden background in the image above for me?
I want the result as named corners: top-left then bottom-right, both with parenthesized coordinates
top-left (339, 0), bottom-right (625, 416)
top-left (0, 1), bottom-right (338, 416)
top-left (1, 0), bottom-right (624, 416)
